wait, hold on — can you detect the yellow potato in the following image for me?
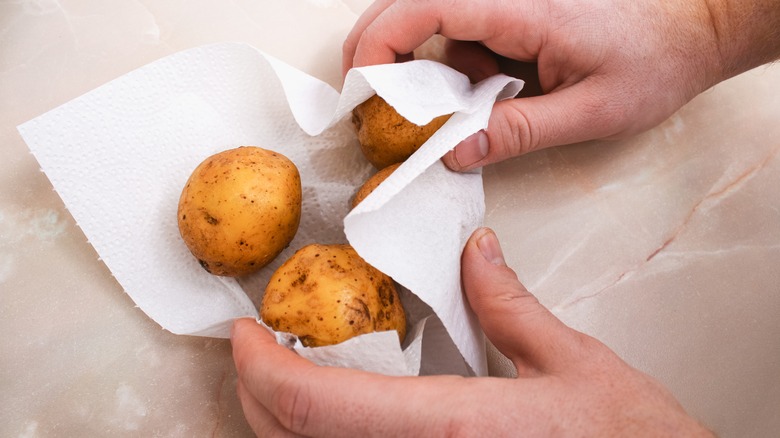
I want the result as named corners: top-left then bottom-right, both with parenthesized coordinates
top-left (177, 146), bottom-right (301, 277)
top-left (352, 94), bottom-right (451, 169)
top-left (351, 162), bottom-right (401, 209)
top-left (261, 243), bottom-right (406, 347)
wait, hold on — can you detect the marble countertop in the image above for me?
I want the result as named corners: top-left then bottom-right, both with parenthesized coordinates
top-left (2, 1), bottom-right (778, 436)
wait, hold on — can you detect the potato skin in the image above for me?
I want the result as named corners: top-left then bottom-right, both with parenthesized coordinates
top-left (177, 146), bottom-right (301, 277)
top-left (352, 94), bottom-right (451, 169)
top-left (261, 244), bottom-right (406, 347)
top-left (351, 162), bottom-right (401, 209)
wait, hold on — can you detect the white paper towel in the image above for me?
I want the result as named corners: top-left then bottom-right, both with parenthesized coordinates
top-left (18, 42), bottom-right (523, 377)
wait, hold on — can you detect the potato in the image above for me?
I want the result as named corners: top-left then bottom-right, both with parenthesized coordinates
top-left (261, 243), bottom-right (406, 347)
top-left (177, 146), bottom-right (301, 277)
top-left (352, 94), bottom-right (451, 169)
top-left (351, 163), bottom-right (401, 209)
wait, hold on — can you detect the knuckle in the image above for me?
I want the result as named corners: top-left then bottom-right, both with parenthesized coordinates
top-left (504, 292), bottom-right (546, 319)
top-left (272, 378), bottom-right (313, 433)
top-left (441, 149), bottom-right (461, 171)
top-left (488, 278), bottom-right (545, 316)
top-left (490, 103), bottom-right (539, 160)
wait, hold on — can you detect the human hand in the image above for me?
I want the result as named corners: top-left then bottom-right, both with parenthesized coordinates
top-left (342, 0), bottom-right (758, 171)
top-left (231, 227), bottom-right (713, 437)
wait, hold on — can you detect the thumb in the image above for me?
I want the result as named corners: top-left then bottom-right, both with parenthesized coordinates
top-left (443, 81), bottom-right (618, 171)
top-left (462, 228), bottom-right (583, 375)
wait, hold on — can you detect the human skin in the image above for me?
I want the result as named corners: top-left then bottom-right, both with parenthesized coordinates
top-left (343, 0), bottom-right (780, 171)
top-left (231, 0), bottom-right (780, 435)
top-left (232, 228), bottom-right (714, 436)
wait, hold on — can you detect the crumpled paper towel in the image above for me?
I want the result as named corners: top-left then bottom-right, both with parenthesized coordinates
top-left (18, 42), bottom-right (523, 377)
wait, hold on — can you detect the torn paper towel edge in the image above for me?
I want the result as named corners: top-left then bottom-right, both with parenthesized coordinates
top-left (260, 316), bottom-right (425, 376)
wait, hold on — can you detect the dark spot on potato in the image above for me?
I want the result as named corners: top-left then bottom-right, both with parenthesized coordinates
top-left (346, 299), bottom-right (371, 326)
top-left (198, 259), bottom-right (212, 273)
top-left (291, 272), bottom-right (307, 287)
top-left (377, 279), bottom-right (395, 307)
top-left (326, 259), bottom-right (346, 274)
top-left (204, 212), bottom-right (218, 225)
top-left (299, 335), bottom-right (315, 347)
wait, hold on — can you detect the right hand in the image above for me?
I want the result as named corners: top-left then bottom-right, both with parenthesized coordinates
top-left (343, 0), bottom-right (727, 170)
top-left (231, 228), bottom-right (714, 436)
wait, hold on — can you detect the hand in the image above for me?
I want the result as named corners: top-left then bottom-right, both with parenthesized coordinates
top-left (342, 0), bottom-right (778, 171)
top-left (231, 228), bottom-right (713, 437)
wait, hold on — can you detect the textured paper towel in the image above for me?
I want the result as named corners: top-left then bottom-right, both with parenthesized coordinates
top-left (18, 42), bottom-right (523, 376)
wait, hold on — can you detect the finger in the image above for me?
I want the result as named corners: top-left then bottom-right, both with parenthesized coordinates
top-left (444, 40), bottom-right (500, 83)
top-left (461, 228), bottom-right (583, 375)
top-left (342, 0), bottom-right (397, 75)
top-left (231, 318), bottom-right (466, 436)
top-left (442, 79), bottom-right (622, 171)
top-left (231, 317), bottom-right (318, 395)
top-left (350, 0), bottom-right (511, 70)
top-left (232, 318), bottom-right (339, 435)
top-left (236, 379), bottom-right (305, 438)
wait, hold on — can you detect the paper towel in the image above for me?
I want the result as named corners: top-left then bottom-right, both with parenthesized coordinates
top-left (18, 42), bottom-right (523, 376)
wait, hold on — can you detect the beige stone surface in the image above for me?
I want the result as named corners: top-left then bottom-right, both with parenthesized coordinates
top-left (1, 1), bottom-right (778, 436)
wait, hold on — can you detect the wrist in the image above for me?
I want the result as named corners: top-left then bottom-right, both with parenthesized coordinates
top-left (702, 0), bottom-right (780, 81)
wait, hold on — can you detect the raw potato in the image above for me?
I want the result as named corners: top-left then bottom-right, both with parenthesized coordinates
top-left (352, 94), bottom-right (451, 169)
top-left (351, 163), bottom-right (401, 209)
top-left (261, 244), bottom-right (406, 347)
top-left (177, 146), bottom-right (301, 277)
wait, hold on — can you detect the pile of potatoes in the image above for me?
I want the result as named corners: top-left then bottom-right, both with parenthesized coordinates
top-left (350, 95), bottom-right (452, 207)
top-left (176, 94), bottom-right (449, 347)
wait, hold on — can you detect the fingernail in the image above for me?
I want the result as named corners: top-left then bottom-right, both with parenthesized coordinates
top-left (477, 228), bottom-right (506, 266)
top-left (454, 130), bottom-right (489, 168)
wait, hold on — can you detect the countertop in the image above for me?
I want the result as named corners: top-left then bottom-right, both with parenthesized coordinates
top-left (2, 1), bottom-right (778, 436)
